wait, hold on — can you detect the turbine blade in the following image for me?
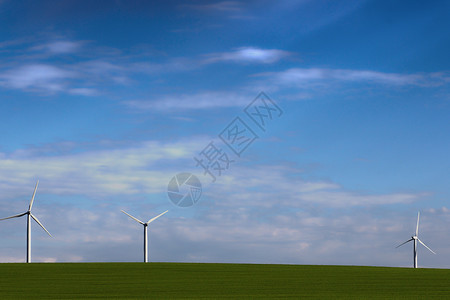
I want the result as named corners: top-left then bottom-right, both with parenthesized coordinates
top-left (30, 213), bottom-right (52, 237)
top-left (147, 210), bottom-right (168, 224)
top-left (0, 212), bottom-right (27, 221)
top-left (415, 211), bottom-right (420, 236)
top-left (29, 180), bottom-right (39, 211)
top-left (418, 239), bottom-right (436, 254)
top-left (396, 238), bottom-right (414, 248)
top-left (121, 210), bottom-right (145, 225)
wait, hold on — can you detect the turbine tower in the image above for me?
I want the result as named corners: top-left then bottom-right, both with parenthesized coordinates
top-left (121, 210), bottom-right (168, 263)
top-left (396, 212), bottom-right (435, 268)
top-left (0, 180), bottom-right (52, 263)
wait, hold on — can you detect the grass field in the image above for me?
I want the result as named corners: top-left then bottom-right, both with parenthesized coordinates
top-left (0, 263), bottom-right (449, 299)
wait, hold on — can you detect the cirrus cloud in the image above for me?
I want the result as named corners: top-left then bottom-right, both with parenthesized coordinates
top-left (204, 47), bottom-right (292, 64)
top-left (0, 64), bottom-right (75, 92)
top-left (263, 68), bottom-right (450, 87)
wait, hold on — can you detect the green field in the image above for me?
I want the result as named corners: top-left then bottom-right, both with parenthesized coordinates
top-left (0, 263), bottom-right (449, 299)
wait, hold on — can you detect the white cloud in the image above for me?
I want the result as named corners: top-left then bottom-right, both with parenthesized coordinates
top-left (77, 60), bottom-right (124, 76)
top-left (124, 91), bottom-right (252, 111)
top-left (0, 59), bottom-right (126, 95)
top-left (181, 1), bottom-right (243, 13)
top-left (265, 68), bottom-right (449, 87)
top-left (0, 38), bottom-right (294, 96)
top-left (2, 203), bottom-right (448, 266)
top-left (179, 1), bottom-right (256, 20)
top-left (0, 64), bottom-right (74, 92)
top-left (299, 190), bottom-right (420, 206)
top-left (0, 39), bottom-right (130, 95)
top-left (0, 138), bottom-right (445, 266)
top-left (204, 47), bottom-right (291, 64)
top-left (0, 137), bottom-right (426, 209)
top-left (68, 87), bottom-right (98, 96)
top-left (205, 164), bottom-right (422, 208)
top-left (37, 41), bottom-right (82, 54)
top-left (0, 139), bottom-right (205, 199)
top-left (130, 57), bottom-right (198, 74)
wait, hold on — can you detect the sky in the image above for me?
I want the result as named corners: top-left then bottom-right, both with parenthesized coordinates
top-left (0, 0), bottom-right (449, 268)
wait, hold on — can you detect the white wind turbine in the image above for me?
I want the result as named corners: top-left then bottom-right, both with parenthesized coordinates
top-left (121, 210), bottom-right (168, 263)
top-left (0, 180), bottom-right (52, 263)
top-left (396, 212), bottom-right (435, 268)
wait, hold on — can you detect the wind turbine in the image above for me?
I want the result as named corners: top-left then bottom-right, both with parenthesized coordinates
top-left (396, 212), bottom-right (435, 268)
top-left (0, 180), bottom-right (52, 263)
top-left (121, 210), bottom-right (168, 263)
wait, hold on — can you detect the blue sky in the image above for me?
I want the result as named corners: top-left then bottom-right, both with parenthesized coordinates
top-left (0, 0), bottom-right (449, 267)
